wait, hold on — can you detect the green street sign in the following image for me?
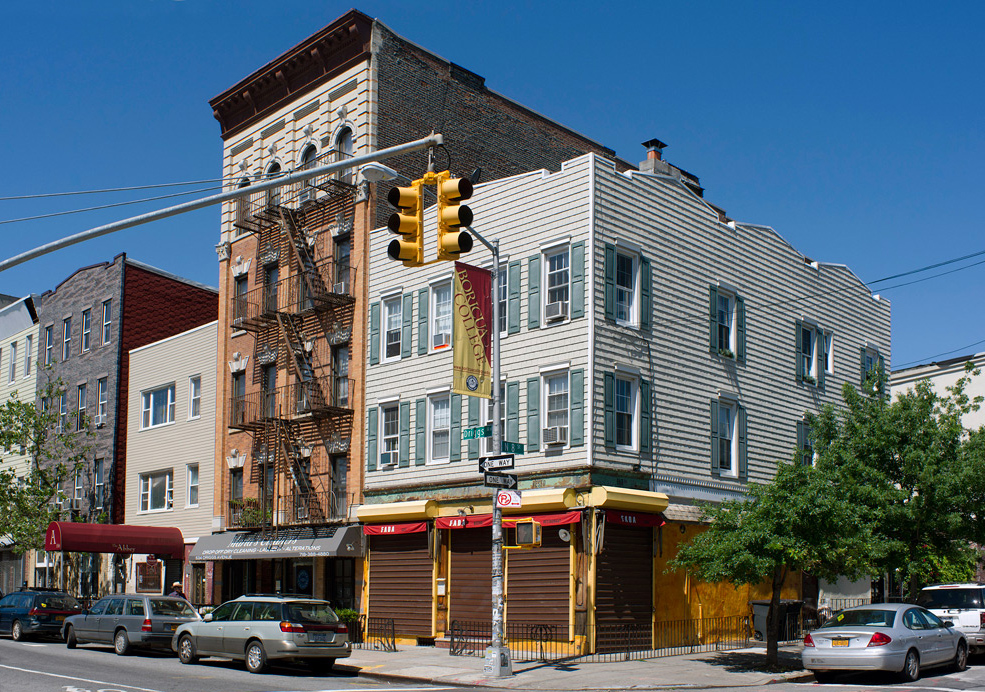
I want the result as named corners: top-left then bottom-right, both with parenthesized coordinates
top-left (501, 440), bottom-right (524, 454)
top-left (463, 424), bottom-right (492, 440)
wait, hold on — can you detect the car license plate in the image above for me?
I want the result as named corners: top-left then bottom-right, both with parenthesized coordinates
top-left (832, 639), bottom-right (849, 647)
top-left (308, 632), bottom-right (328, 643)
top-left (55, 616), bottom-right (65, 622)
top-left (167, 624), bottom-right (177, 632)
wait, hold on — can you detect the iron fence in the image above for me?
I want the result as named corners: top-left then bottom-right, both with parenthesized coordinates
top-left (350, 615), bottom-right (396, 652)
top-left (449, 620), bottom-right (570, 661)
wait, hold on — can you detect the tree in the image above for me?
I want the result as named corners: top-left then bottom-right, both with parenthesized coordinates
top-left (671, 460), bottom-right (874, 667)
top-left (0, 371), bottom-right (92, 554)
top-left (809, 364), bottom-right (984, 599)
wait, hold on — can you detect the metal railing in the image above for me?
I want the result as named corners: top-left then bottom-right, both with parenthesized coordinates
top-left (227, 498), bottom-right (271, 528)
top-left (285, 489), bottom-right (348, 524)
top-left (231, 261), bottom-right (354, 329)
top-left (449, 620), bottom-right (571, 662)
top-left (350, 616), bottom-right (397, 652)
top-left (229, 376), bottom-right (354, 430)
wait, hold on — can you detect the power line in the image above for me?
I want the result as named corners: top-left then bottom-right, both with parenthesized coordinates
top-left (0, 178), bottom-right (227, 201)
top-left (895, 338), bottom-right (985, 370)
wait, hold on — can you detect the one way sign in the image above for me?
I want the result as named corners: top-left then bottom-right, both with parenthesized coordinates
top-left (479, 454), bottom-right (515, 473)
top-left (483, 472), bottom-right (518, 489)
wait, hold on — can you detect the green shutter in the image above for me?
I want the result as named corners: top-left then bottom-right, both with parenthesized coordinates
top-left (527, 377), bottom-right (540, 452)
top-left (399, 401), bottom-right (410, 467)
top-left (508, 260), bottom-right (521, 334)
top-left (797, 420), bottom-right (807, 465)
top-left (817, 329), bottom-right (826, 391)
top-left (366, 407), bottom-right (378, 472)
top-left (369, 302), bottom-right (380, 365)
top-left (640, 378), bottom-right (651, 454)
top-left (571, 240), bottom-right (585, 319)
top-left (710, 399), bottom-right (720, 476)
top-left (507, 381), bottom-right (520, 444)
top-left (418, 288), bottom-right (428, 355)
top-left (415, 398), bottom-right (426, 466)
top-left (795, 320), bottom-right (804, 380)
top-left (860, 347), bottom-right (867, 386)
top-left (401, 293), bottom-right (413, 359)
top-left (604, 243), bottom-right (616, 321)
top-left (450, 393), bottom-right (462, 462)
top-left (738, 405), bottom-right (748, 479)
top-left (640, 256), bottom-right (652, 333)
top-left (736, 296), bottom-right (746, 363)
top-left (708, 286), bottom-right (718, 352)
top-left (603, 372), bottom-right (615, 448)
top-left (527, 255), bottom-right (540, 329)
top-left (570, 368), bottom-right (584, 447)
top-left (468, 397), bottom-right (479, 459)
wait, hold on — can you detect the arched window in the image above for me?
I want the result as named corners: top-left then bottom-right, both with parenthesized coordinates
top-left (299, 145), bottom-right (317, 203)
top-left (235, 177), bottom-right (251, 223)
top-left (335, 128), bottom-right (354, 184)
top-left (265, 162), bottom-right (282, 207)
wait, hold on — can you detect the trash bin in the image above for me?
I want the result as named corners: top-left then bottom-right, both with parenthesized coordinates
top-left (750, 599), bottom-right (804, 640)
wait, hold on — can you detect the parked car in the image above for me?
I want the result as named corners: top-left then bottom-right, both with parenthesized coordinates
top-left (802, 603), bottom-right (967, 682)
top-left (916, 583), bottom-right (985, 653)
top-left (171, 594), bottom-right (351, 673)
top-left (62, 594), bottom-right (200, 655)
top-left (0, 589), bottom-right (82, 641)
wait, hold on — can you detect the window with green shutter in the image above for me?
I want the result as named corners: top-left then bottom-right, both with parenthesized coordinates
top-left (369, 302), bottom-right (380, 366)
top-left (415, 398), bottom-right (426, 466)
top-left (711, 398), bottom-right (744, 478)
top-left (709, 285), bottom-right (744, 361)
top-left (527, 255), bottom-right (541, 329)
top-left (401, 293), bottom-right (413, 358)
top-left (450, 393), bottom-right (462, 462)
top-left (399, 401), bottom-right (410, 467)
top-left (467, 397), bottom-right (479, 459)
top-left (570, 369), bottom-right (585, 447)
top-left (527, 377), bottom-right (541, 452)
top-left (366, 407), bottom-right (378, 471)
top-left (507, 261), bottom-right (521, 334)
top-left (417, 288), bottom-right (428, 355)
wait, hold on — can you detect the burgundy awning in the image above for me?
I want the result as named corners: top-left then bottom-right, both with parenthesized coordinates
top-left (362, 521), bottom-right (429, 536)
top-left (45, 522), bottom-right (184, 558)
top-left (435, 509), bottom-right (583, 530)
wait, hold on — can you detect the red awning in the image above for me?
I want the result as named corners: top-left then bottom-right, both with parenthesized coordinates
top-left (44, 522), bottom-right (184, 558)
top-left (362, 521), bottom-right (429, 536)
top-left (604, 509), bottom-right (665, 527)
top-left (436, 509), bottom-right (583, 530)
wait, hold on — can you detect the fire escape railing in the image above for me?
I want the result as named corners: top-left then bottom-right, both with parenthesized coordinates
top-left (231, 260), bottom-right (354, 330)
top-left (228, 376), bottom-right (354, 431)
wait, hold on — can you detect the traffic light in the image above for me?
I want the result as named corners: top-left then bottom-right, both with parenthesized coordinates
top-left (435, 171), bottom-right (474, 261)
top-left (386, 179), bottom-right (424, 266)
top-left (513, 518), bottom-right (542, 549)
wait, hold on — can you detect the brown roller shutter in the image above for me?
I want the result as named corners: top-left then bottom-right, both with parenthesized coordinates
top-left (368, 533), bottom-right (432, 638)
top-left (595, 523), bottom-right (652, 627)
top-left (506, 528), bottom-right (569, 626)
top-left (449, 528), bottom-right (491, 624)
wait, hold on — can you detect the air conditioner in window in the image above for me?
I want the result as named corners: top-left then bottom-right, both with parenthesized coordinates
top-left (545, 301), bottom-right (568, 322)
top-left (543, 426), bottom-right (568, 445)
top-left (380, 452), bottom-right (397, 467)
top-left (94, 414), bottom-right (105, 428)
top-left (333, 282), bottom-right (348, 295)
top-left (433, 332), bottom-right (451, 349)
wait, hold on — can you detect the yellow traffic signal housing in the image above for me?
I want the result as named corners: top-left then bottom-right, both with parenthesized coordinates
top-left (508, 518), bottom-right (542, 549)
top-left (435, 170), bottom-right (474, 261)
top-left (386, 180), bottom-right (424, 266)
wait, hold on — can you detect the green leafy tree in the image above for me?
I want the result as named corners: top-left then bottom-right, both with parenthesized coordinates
top-left (671, 460), bottom-right (874, 667)
top-left (0, 371), bottom-right (92, 553)
top-left (809, 364), bottom-right (984, 599)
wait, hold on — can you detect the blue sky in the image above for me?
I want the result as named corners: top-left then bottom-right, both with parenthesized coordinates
top-left (1, 2), bottom-right (982, 369)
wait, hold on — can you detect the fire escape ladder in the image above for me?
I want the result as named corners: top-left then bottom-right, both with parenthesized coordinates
top-left (277, 313), bottom-right (314, 384)
top-left (279, 420), bottom-right (313, 495)
top-left (281, 207), bottom-right (328, 305)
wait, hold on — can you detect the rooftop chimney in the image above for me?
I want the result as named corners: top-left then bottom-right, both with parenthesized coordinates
top-left (642, 138), bottom-right (668, 161)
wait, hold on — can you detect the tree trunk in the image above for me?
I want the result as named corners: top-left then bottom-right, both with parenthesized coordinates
top-left (766, 565), bottom-right (786, 667)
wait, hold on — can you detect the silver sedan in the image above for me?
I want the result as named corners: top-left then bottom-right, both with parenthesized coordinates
top-left (802, 603), bottom-right (967, 682)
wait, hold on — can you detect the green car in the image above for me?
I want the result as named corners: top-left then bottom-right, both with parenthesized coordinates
top-left (171, 594), bottom-right (351, 674)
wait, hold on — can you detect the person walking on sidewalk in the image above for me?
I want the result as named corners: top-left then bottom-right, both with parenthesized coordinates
top-left (168, 581), bottom-right (187, 600)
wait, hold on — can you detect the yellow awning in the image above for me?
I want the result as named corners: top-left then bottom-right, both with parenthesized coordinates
top-left (356, 499), bottom-right (438, 523)
top-left (585, 486), bottom-right (669, 513)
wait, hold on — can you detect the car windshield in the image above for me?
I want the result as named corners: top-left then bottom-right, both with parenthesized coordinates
top-left (38, 594), bottom-right (81, 610)
top-left (150, 599), bottom-right (197, 617)
top-left (283, 601), bottom-right (339, 624)
top-left (821, 609), bottom-right (896, 628)
top-left (917, 589), bottom-right (982, 609)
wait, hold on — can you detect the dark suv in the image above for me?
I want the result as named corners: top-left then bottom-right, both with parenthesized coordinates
top-left (0, 589), bottom-right (82, 640)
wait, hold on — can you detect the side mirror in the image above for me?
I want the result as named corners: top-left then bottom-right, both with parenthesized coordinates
top-left (943, 620), bottom-right (954, 628)
top-left (203, 612), bottom-right (213, 622)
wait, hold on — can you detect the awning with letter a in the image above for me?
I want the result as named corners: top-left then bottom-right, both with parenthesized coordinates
top-left (44, 522), bottom-right (184, 558)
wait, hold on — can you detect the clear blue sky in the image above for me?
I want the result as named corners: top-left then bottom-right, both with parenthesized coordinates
top-left (2, 2), bottom-right (982, 369)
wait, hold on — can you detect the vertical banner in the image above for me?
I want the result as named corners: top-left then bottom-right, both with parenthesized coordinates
top-left (453, 261), bottom-right (492, 398)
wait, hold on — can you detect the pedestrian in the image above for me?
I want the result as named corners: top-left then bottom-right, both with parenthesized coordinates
top-left (168, 581), bottom-right (187, 600)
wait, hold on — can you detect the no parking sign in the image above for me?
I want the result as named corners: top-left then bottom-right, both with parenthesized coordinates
top-left (496, 490), bottom-right (521, 508)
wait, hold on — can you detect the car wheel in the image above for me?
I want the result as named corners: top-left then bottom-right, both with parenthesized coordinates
top-left (65, 625), bottom-right (77, 649)
top-left (901, 649), bottom-right (920, 682)
top-left (114, 629), bottom-right (130, 656)
top-left (245, 640), bottom-right (267, 674)
top-left (813, 671), bottom-right (836, 684)
top-left (954, 641), bottom-right (968, 672)
top-left (177, 635), bottom-right (198, 664)
top-left (11, 620), bottom-right (24, 642)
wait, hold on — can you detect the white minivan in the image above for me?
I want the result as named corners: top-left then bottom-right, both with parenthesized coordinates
top-left (917, 583), bottom-right (985, 653)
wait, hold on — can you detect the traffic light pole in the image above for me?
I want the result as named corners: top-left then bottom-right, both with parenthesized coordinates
top-left (467, 225), bottom-right (512, 677)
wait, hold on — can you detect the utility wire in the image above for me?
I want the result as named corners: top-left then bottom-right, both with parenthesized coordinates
top-left (0, 178), bottom-right (228, 201)
top-left (895, 338), bottom-right (985, 370)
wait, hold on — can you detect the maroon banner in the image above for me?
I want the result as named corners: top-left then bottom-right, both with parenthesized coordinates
top-left (362, 521), bottom-right (429, 535)
top-left (437, 510), bottom-right (583, 530)
top-left (453, 262), bottom-right (492, 398)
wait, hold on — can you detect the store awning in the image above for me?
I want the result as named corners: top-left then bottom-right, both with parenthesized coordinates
top-left (435, 509), bottom-right (583, 530)
top-left (362, 521), bottom-right (429, 535)
top-left (188, 524), bottom-right (364, 561)
top-left (44, 522), bottom-right (184, 558)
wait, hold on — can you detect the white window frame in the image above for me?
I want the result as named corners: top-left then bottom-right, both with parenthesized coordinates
top-left (430, 281), bottom-right (452, 351)
top-left (93, 458), bottom-right (104, 509)
top-left (716, 399), bottom-right (738, 477)
top-left (58, 393), bottom-right (67, 433)
top-left (74, 470), bottom-right (84, 501)
top-left (186, 464), bottom-right (199, 507)
top-left (379, 403), bottom-right (399, 467)
top-left (188, 376), bottom-right (202, 419)
top-left (614, 250), bottom-right (639, 327)
top-left (801, 422), bottom-right (815, 466)
top-left (81, 309), bottom-right (91, 353)
top-left (716, 290), bottom-right (736, 353)
top-left (62, 317), bottom-right (71, 361)
top-left (382, 296), bottom-right (402, 362)
top-left (139, 470), bottom-right (174, 513)
top-left (614, 373), bottom-right (639, 451)
top-left (801, 324), bottom-right (818, 380)
top-left (76, 383), bottom-right (87, 431)
top-left (8, 341), bottom-right (16, 383)
top-left (141, 384), bottom-right (176, 430)
top-left (102, 300), bottom-right (112, 345)
top-left (497, 265), bottom-right (508, 336)
top-left (428, 393), bottom-right (451, 464)
top-left (823, 332), bottom-right (834, 374)
top-left (97, 377), bottom-right (108, 423)
top-left (44, 325), bottom-right (53, 365)
top-left (23, 335), bottom-right (32, 377)
top-left (540, 369), bottom-right (570, 448)
top-left (543, 245), bottom-right (570, 324)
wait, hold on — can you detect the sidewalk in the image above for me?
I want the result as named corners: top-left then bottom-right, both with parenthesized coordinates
top-left (337, 643), bottom-right (812, 689)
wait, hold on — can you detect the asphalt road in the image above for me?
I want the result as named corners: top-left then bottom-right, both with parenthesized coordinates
top-left (0, 637), bottom-right (460, 692)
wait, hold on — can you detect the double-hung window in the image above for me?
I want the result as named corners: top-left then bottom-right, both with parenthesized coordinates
top-left (497, 266), bottom-right (508, 335)
top-left (711, 397), bottom-right (746, 478)
top-left (23, 336), bottom-right (32, 377)
top-left (614, 251), bottom-right (638, 325)
top-left (797, 421), bottom-right (815, 466)
top-left (332, 345), bottom-right (349, 407)
top-left (44, 326), bottom-right (53, 365)
top-left (101, 300), bottom-right (112, 344)
top-left (717, 402), bottom-right (735, 475)
top-left (8, 342), bottom-right (16, 382)
top-left (93, 459), bottom-right (104, 509)
top-left (822, 332), bottom-right (834, 375)
top-left (76, 384), bottom-right (87, 431)
top-left (62, 317), bottom-right (72, 361)
top-left (74, 470), bottom-right (84, 502)
top-left (141, 384), bottom-right (175, 429)
top-left (187, 464), bottom-right (199, 507)
top-left (796, 320), bottom-right (829, 386)
top-left (233, 276), bottom-right (249, 322)
top-left (139, 470), bottom-right (173, 512)
top-left (861, 346), bottom-right (884, 394)
top-left (543, 371), bottom-right (569, 445)
top-left (81, 309), bottom-right (91, 353)
top-left (614, 375), bottom-right (638, 449)
top-left (431, 282), bottom-right (452, 350)
top-left (379, 404), bottom-right (399, 466)
top-left (544, 246), bottom-right (569, 322)
top-left (801, 325), bottom-right (816, 380)
top-left (709, 285), bottom-right (745, 360)
top-left (383, 297), bottom-right (402, 361)
top-left (429, 394), bottom-right (451, 463)
top-left (97, 377), bottom-right (108, 426)
top-left (58, 393), bottom-right (67, 433)
top-left (188, 376), bottom-right (201, 419)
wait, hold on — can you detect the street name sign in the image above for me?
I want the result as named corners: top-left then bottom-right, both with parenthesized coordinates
top-left (463, 424), bottom-right (493, 440)
top-left (500, 440), bottom-right (524, 454)
top-left (483, 472), bottom-right (518, 489)
top-left (479, 454), bottom-right (515, 472)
